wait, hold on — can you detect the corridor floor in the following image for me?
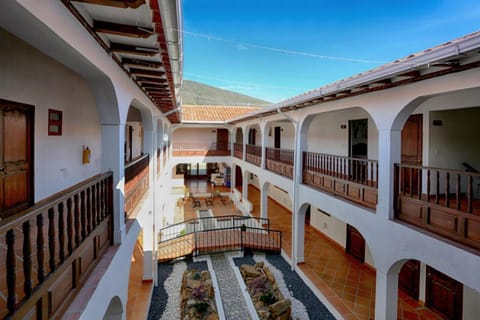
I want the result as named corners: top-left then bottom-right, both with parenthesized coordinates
top-left (246, 185), bottom-right (444, 320)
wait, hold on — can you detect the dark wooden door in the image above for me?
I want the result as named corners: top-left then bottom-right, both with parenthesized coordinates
top-left (426, 266), bottom-right (463, 320)
top-left (401, 114), bottom-right (423, 195)
top-left (217, 128), bottom-right (229, 150)
top-left (305, 205), bottom-right (311, 225)
top-left (0, 99), bottom-right (34, 219)
top-left (399, 260), bottom-right (420, 300)
top-left (346, 224), bottom-right (365, 262)
top-left (235, 166), bottom-right (243, 189)
top-left (248, 128), bottom-right (256, 145)
top-left (349, 119), bottom-right (368, 182)
top-left (274, 127), bottom-right (281, 149)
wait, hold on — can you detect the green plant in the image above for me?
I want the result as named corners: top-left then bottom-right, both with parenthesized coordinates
top-left (191, 272), bottom-right (201, 280)
top-left (259, 292), bottom-right (276, 305)
top-left (179, 229), bottom-right (186, 236)
top-left (192, 301), bottom-right (209, 313)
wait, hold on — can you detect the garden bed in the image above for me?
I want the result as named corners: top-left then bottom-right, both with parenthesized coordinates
top-left (240, 261), bottom-right (291, 320)
top-left (180, 269), bottom-right (219, 320)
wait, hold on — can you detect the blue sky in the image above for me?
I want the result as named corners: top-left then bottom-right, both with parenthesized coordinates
top-left (182, 0), bottom-right (480, 103)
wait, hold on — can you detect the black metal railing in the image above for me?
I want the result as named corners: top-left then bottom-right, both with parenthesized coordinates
top-left (158, 215), bottom-right (281, 260)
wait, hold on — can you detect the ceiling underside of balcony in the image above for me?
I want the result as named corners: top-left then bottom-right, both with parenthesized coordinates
top-left (62, 0), bottom-right (181, 123)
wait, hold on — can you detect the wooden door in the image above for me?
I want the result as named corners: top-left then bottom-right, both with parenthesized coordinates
top-left (399, 260), bottom-right (420, 300)
top-left (349, 119), bottom-right (368, 182)
top-left (401, 114), bottom-right (423, 195)
top-left (305, 205), bottom-right (311, 225)
top-left (216, 128), bottom-right (229, 150)
top-left (235, 166), bottom-right (243, 190)
top-left (426, 266), bottom-right (463, 320)
top-left (274, 127), bottom-right (281, 149)
top-left (248, 128), bottom-right (256, 145)
top-left (346, 224), bottom-right (365, 262)
top-left (0, 99), bottom-right (34, 219)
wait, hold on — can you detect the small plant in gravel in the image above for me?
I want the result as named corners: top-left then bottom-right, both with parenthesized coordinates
top-left (259, 292), bottom-right (277, 305)
top-left (240, 262), bottom-right (291, 320)
top-left (191, 283), bottom-right (208, 301)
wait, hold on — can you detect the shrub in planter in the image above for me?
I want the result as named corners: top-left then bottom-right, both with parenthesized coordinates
top-left (240, 262), bottom-right (291, 320)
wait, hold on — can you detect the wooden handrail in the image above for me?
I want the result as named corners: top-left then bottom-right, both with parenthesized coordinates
top-left (303, 151), bottom-right (378, 187)
top-left (0, 172), bottom-right (113, 318)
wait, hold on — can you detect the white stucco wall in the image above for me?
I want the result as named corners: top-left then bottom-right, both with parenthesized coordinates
top-left (0, 28), bottom-right (102, 201)
top-left (266, 121), bottom-right (295, 149)
top-left (306, 108), bottom-right (378, 160)
top-left (173, 127), bottom-right (218, 146)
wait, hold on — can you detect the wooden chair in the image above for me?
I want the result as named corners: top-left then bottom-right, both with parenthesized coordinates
top-left (192, 197), bottom-right (201, 208)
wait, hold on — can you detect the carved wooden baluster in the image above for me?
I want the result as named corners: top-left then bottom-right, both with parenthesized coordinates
top-left (445, 171), bottom-right (450, 208)
top-left (467, 175), bottom-right (473, 213)
top-left (456, 174), bottom-right (461, 210)
top-left (435, 170), bottom-right (440, 204)
top-left (91, 184), bottom-right (97, 230)
top-left (67, 198), bottom-right (73, 255)
top-left (376, 162), bottom-right (379, 188)
top-left (36, 213), bottom-right (45, 283)
top-left (80, 190), bottom-right (86, 240)
top-left (96, 182), bottom-right (101, 225)
top-left (86, 187), bottom-right (92, 234)
top-left (99, 180), bottom-right (105, 221)
top-left (48, 208), bottom-right (56, 272)
top-left (416, 167), bottom-right (421, 199)
top-left (426, 169), bottom-right (431, 202)
top-left (408, 167), bottom-right (413, 197)
top-left (74, 194), bottom-right (81, 246)
top-left (58, 202), bottom-right (65, 263)
top-left (6, 229), bottom-right (16, 314)
top-left (22, 220), bottom-right (32, 297)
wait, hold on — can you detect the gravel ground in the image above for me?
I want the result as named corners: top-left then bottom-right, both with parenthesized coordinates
top-left (264, 253), bottom-right (335, 320)
top-left (233, 252), bottom-right (335, 320)
top-left (148, 258), bottom-right (208, 320)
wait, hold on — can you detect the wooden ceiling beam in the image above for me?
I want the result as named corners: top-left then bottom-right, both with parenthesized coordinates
top-left (94, 20), bottom-right (153, 38)
top-left (130, 68), bottom-right (166, 78)
top-left (137, 78), bottom-right (168, 86)
top-left (110, 43), bottom-right (158, 56)
top-left (72, 0), bottom-right (145, 9)
top-left (122, 58), bottom-right (163, 69)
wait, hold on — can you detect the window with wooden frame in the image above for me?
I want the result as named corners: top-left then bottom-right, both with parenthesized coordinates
top-left (48, 109), bottom-right (62, 136)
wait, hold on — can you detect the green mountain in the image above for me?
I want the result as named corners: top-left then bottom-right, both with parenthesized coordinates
top-left (180, 80), bottom-right (271, 106)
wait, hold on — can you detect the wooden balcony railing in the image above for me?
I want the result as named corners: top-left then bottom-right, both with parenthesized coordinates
top-left (0, 172), bottom-right (113, 319)
top-left (394, 164), bottom-right (480, 251)
top-left (266, 147), bottom-right (294, 178)
top-left (246, 144), bottom-right (262, 166)
top-left (125, 154), bottom-right (149, 217)
top-left (303, 152), bottom-right (378, 209)
top-left (172, 142), bottom-right (230, 157)
top-left (234, 142), bottom-right (243, 160)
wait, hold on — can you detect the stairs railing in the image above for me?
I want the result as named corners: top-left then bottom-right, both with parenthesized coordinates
top-left (158, 215), bottom-right (281, 261)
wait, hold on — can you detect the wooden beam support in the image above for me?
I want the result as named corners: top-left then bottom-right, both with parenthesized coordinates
top-left (93, 20), bottom-right (153, 38)
top-left (110, 43), bottom-right (158, 56)
top-left (72, 0), bottom-right (145, 9)
top-left (130, 68), bottom-right (166, 78)
top-left (122, 58), bottom-right (163, 69)
top-left (137, 78), bottom-right (168, 86)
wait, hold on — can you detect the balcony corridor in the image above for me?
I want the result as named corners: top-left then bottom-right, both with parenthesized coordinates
top-left (247, 186), bottom-right (443, 320)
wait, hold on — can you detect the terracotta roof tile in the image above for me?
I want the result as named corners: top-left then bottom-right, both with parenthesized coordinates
top-left (181, 105), bottom-right (261, 122)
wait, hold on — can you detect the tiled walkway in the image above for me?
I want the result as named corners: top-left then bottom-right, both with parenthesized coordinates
top-left (127, 179), bottom-right (444, 319)
top-left (247, 185), bottom-right (443, 320)
top-left (126, 232), bottom-right (153, 320)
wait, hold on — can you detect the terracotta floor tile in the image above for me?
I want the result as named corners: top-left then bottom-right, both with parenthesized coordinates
top-left (245, 185), bottom-right (444, 320)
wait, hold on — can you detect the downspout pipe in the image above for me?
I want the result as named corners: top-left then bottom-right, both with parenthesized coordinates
top-left (276, 107), bottom-right (301, 271)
